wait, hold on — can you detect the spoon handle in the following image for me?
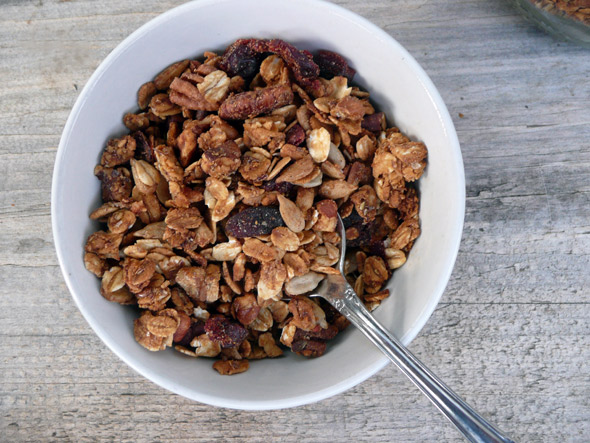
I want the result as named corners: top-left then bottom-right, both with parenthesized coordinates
top-left (323, 275), bottom-right (514, 443)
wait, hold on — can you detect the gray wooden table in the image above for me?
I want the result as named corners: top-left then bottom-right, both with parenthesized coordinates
top-left (1, 0), bottom-right (589, 441)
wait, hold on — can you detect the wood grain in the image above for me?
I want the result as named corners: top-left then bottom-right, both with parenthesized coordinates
top-left (1, 0), bottom-right (589, 441)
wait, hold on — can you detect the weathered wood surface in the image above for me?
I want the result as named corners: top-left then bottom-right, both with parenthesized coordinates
top-left (1, 0), bottom-right (589, 441)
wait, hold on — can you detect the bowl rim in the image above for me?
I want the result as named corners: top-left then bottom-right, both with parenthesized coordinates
top-left (51, 0), bottom-right (465, 410)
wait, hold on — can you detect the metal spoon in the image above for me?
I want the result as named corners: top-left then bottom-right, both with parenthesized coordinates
top-left (309, 216), bottom-right (514, 443)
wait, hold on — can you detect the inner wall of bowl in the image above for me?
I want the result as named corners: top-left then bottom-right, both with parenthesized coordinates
top-left (54, 0), bottom-right (463, 408)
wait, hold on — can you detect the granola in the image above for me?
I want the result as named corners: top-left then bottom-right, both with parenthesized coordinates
top-left (84, 38), bottom-right (427, 375)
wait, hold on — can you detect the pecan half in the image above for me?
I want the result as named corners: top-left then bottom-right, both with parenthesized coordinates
top-left (169, 78), bottom-right (219, 111)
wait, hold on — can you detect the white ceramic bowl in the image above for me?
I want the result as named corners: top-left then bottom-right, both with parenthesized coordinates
top-left (52, 0), bottom-right (465, 410)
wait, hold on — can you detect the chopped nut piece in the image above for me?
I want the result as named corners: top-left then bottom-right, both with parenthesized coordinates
top-left (280, 143), bottom-right (308, 160)
top-left (232, 294), bottom-right (260, 326)
top-left (385, 248), bottom-right (406, 269)
top-left (314, 200), bottom-right (338, 232)
top-left (347, 161), bottom-right (372, 187)
top-left (169, 78), bottom-right (219, 111)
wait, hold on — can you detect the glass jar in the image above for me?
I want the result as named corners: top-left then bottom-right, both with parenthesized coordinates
top-left (512, 0), bottom-right (590, 47)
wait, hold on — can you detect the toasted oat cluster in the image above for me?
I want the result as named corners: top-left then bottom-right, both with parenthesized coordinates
top-left (84, 38), bottom-right (427, 375)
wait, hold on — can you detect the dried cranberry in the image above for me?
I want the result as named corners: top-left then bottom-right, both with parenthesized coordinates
top-left (133, 131), bottom-right (155, 163)
top-left (342, 208), bottom-right (364, 229)
top-left (204, 316), bottom-right (248, 348)
top-left (220, 38), bottom-right (321, 90)
top-left (361, 112), bottom-right (386, 133)
top-left (262, 179), bottom-right (295, 196)
top-left (225, 206), bottom-right (285, 238)
top-left (321, 302), bottom-right (340, 324)
top-left (314, 50), bottom-right (356, 82)
top-left (285, 124), bottom-right (306, 146)
top-left (368, 240), bottom-right (387, 260)
top-left (175, 320), bottom-right (205, 347)
top-left (218, 40), bottom-right (263, 82)
top-left (343, 208), bottom-right (377, 248)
